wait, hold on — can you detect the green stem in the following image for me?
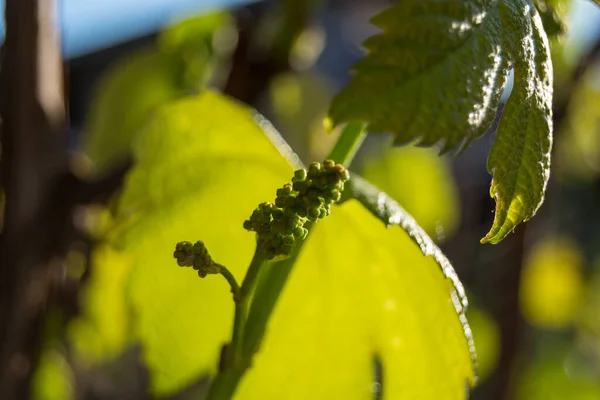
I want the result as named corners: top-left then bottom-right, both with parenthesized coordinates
top-left (206, 124), bottom-right (366, 399)
top-left (242, 232), bottom-right (306, 360)
top-left (327, 122), bottom-right (367, 167)
top-left (240, 249), bottom-right (266, 300)
top-left (207, 250), bottom-right (266, 400)
top-left (218, 265), bottom-right (241, 302)
top-left (229, 250), bottom-right (265, 367)
top-left (205, 368), bottom-right (244, 400)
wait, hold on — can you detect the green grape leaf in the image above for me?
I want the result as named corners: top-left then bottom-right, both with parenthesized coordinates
top-left (81, 14), bottom-right (228, 177)
top-left (482, 2), bottom-right (552, 243)
top-left (237, 200), bottom-right (474, 399)
top-left (81, 49), bottom-right (191, 176)
top-left (108, 92), bottom-right (298, 394)
top-left (329, 0), bottom-right (554, 244)
top-left (77, 91), bottom-right (474, 397)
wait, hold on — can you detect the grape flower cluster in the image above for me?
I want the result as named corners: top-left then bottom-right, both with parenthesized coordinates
top-left (243, 160), bottom-right (349, 260)
top-left (173, 240), bottom-right (221, 277)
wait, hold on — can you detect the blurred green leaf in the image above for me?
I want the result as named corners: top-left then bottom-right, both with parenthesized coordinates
top-left (534, 0), bottom-right (568, 37)
top-left (359, 143), bottom-right (459, 238)
top-left (268, 72), bottom-right (338, 162)
top-left (81, 49), bottom-right (193, 177)
top-left (81, 13), bottom-right (230, 177)
top-left (68, 245), bottom-right (134, 363)
top-left (77, 91), bottom-right (474, 397)
top-left (577, 263), bottom-right (600, 353)
top-left (516, 349), bottom-right (600, 400)
top-left (328, 0), bottom-right (553, 244)
top-left (32, 350), bottom-right (74, 400)
top-left (556, 67), bottom-right (600, 181)
top-left (520, 236), bottom-right (584, 329)
top-left (466, 306), bottom-right (500, 382)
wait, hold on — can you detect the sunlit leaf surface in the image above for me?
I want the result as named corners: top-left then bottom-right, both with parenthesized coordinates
top-left (237, 200), bottom-right (473, 399)
top-left (77, 91), bottom-right (473, 397)
top-left (81, 14), bottom-right (228, 176)
top-left (329, 0), bottom-right (554, 244)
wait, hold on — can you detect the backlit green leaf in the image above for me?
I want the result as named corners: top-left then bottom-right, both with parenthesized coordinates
top-left (81, 14), bottom-right (229, 176)
top-left (109, 92), bottom-right (297, 394)
top-left (329, 0), bottom-right (554, 244)
top-left (78, 91), bottom-right (474, 397)
top-left (82, 50), bottom-right (186, 176)
top-left (236, 200), bottom-right (474, 400)
top-left (483, 2), bottom-right (553, 243)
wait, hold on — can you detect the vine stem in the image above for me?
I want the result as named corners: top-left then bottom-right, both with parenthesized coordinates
top-left (218, 265), bottom-right (241, 302)
top-left (228, 249), bottom-right (265, 367)
top-left (206, 122), bottom-right (366, 400)
top-left (327, 122), bottom-right (367, 166)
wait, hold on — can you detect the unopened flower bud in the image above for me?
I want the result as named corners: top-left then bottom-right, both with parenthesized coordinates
top-left (294, 169), bottom-right (307, 181)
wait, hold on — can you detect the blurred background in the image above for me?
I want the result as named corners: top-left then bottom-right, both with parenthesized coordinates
top-left (3, 0), bottom-right (600, 398)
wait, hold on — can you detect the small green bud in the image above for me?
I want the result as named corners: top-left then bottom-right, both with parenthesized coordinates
top-left (259, 202), bottom-right (273, 212)
top-left (306, 189), bottom-right (319, 201)
top-left (275, 197), bottom-right (285, 208)
top-left (243, 220), bottom-right (253, 230)
top-left (281, 244), bottom-right (293, 256)
top-left (260, 223), bottom-right (272, 233)
top-left (335, 164), bottom-right (350, 181)
top-left (293, 180), bottom-right (308, 195)
top-left (272, 208), bottom-right (284, 219)
top-left (271, 234), bottom-right (282, 247)
top-left (318, 175), bottom-right (328, 187)
top-left (331, 190), bottom-right (341, 202)
top-left (174, 240), bottom-right (222, 277)
top-left (193, 241), bottom-right (207, 255)
top-left (293, 226), bottom-right (305, 238)
top-left (323, 159), bottom-right (335, 170)
top-left (174, 241), bottom-right (195, 266)
top-left (319, 208), bottom-right (327, 219)
top-left (282, 235), bottom-right (295, 245)
top-left (282, 184), bottom-right (293, 196)
top-left (308, 162), bottom-right (321, 176)
top-left (271, 220), bottom-right (285, 234)
top-left (308, 207), bottom-right (320, 219)
top-left (297, 207), bottom-right (307, 217)
top-left (294, 169), bottom-right (307, 181)
top-left (288, 214), bottom-right (301, 227)
top-left (284, 196), bottom-right (297, 207)
top-left (309, 197), bottom-right (322, 207)
top-left (250, 210), bottom-right (265, 223)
